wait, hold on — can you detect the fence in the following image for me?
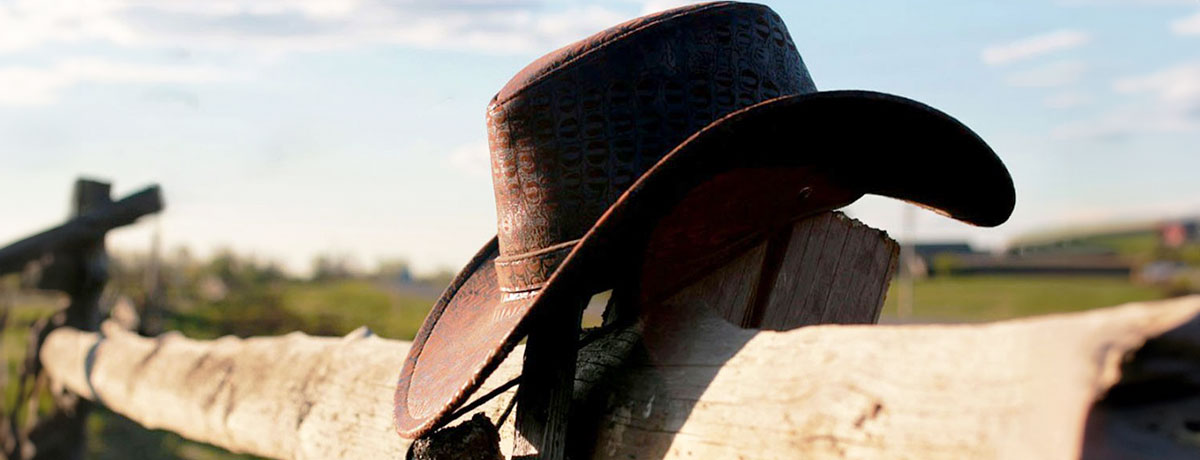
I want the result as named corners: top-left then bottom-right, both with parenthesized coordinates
top-left (11, 180), bottom-right (1200, 459)
top-left (0, 178), bottom-right (162, 460)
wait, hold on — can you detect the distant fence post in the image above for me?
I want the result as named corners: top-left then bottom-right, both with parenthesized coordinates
top-left (46, 179), bottom-right (111, 329)
top-left (0, 178), bottom-right (163, 460)
top-left (33, 179), bottom-right (111, 460)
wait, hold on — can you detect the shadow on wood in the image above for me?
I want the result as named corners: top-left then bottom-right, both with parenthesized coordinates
top-left (569, 212), bottom-right (898, 459)
top-left (1081, 315), bottom-right (1200, 460)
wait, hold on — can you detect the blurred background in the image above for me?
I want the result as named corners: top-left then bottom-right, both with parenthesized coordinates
top-left (0, 0), bottom-right (1198, 458)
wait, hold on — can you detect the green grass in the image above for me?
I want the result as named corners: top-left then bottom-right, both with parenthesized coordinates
top-left (165, 280), bottom-right (435, 341)
top-left (279, 280), bottom-right (433, 340)
top-left (880, 275), bottom-right (1166, 322)
top-left (2, 292), bottom-right (61, 425)
top-left (2, 293), bottom-right (60, 357)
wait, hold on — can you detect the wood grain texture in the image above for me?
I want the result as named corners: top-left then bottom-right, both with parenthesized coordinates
top-left (685, 242), bottom-right (766, 327)
top-left (40, 297), bottom-right (1200, 459)
top-left (758, 213), bottom-right (899, 328)
top-left (691, 211), bottom-right (897, 332)
top-left (511, 298), bottom-right (585, 459)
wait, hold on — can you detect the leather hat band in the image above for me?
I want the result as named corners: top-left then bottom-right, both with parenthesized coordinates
top-left (494, 239), bottom-right (578, 293)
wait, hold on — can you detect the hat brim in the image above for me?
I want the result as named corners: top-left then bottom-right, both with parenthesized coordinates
top-left (394, 90), bottom-right (1015, 437)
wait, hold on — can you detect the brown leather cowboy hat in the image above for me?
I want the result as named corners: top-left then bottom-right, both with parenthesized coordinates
top-left (394, 1), bottom-right (1015, 438)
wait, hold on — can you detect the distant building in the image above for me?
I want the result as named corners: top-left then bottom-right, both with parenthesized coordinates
top-left (910, 242), bottom-right (980, 277)
top-left (909, 241), bottom-right (1134, 278)
top-left (945, 253), bottom-right (1133, 277)
top-left (907, 218), bottom-right (1199, 279)
top-left (1009, 217), bottom-right (1199, 256)
top-left (913, 243), bottom-right (976, 261)
top-left (1160, 220), bottom-right (1198, 249)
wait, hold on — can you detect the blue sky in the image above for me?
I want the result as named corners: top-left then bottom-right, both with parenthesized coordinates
top-left (1, 0), bottom-right (1198, 275)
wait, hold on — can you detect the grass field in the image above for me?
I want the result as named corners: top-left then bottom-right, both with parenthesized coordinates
top-left (163, 280), bottom-right (435, 341)
top-left (879, 275), bottom-right (1166, 322)
top-left (278, 280), bottom-right (434, 340)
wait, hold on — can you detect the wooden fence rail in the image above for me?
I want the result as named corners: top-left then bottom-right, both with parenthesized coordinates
top-left (0, 183), bottom-right (162, 275)
top-left (39, 296), bottom-right (1200, 460)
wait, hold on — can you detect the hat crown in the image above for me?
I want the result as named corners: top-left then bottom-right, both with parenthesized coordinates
top-left (487, 2), bottom-right (815, 293)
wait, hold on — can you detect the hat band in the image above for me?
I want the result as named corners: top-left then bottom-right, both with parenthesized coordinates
top-left (494, 239), bottom-right (579, 293)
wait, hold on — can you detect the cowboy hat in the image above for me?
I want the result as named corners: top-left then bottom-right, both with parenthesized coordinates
top-left (394, 1), bottom-right (1015, 438)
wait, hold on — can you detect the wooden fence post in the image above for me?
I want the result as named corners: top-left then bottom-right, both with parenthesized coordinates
top-left (0, 178), bottom-right (162, 460)
top-left (31, 179), bottom-right (112, 460)
top-left (511, 298), bottom-right (587, 459)
top-left (507, 212), bottom-right (897, 459)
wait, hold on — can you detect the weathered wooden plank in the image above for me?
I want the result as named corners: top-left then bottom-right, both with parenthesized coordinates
top-left (511, 297), bottom-right (586, 459)
top-left (674, 211), bottom-right (898, 332)
top-left (768, 212), bottom-right (836, 324)
top-left (864, 231), bottom-right (900, 324)
top-left (39, 298), bottom-right (1200, 460)
top-left (825, 221), bottom-right (897, 324)
top-left (693, 242), bottom-right (766, 327)
top-left (758, 213), bottom-right (898, 328)
top-left (509, 210), bottom-right (895, 457)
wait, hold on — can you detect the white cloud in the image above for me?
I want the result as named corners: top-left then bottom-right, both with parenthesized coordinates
top-left (0, 1), bottom-right (135, 53)
top-left (0, 0), bottom-right (635, 106)
top-left (1004, 60), bottom-right (1087, 87)
top-left (1114, 61), bottom-right (1200, 106)
top-left (1171, 10), bottom-right (1200, 35)
top-left (0, 57), bottom-right (229, 106)
top-left (1052, 105), bottom-right (1199, 139)
top-left (448, 139), bottom-right (492, 177)
top-left (981, 30), bottom-right (1091, 66)
top-left (1054, 61), bottom-right (1200, 138)
top-left (0, 0), bottom-right (629, 57)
